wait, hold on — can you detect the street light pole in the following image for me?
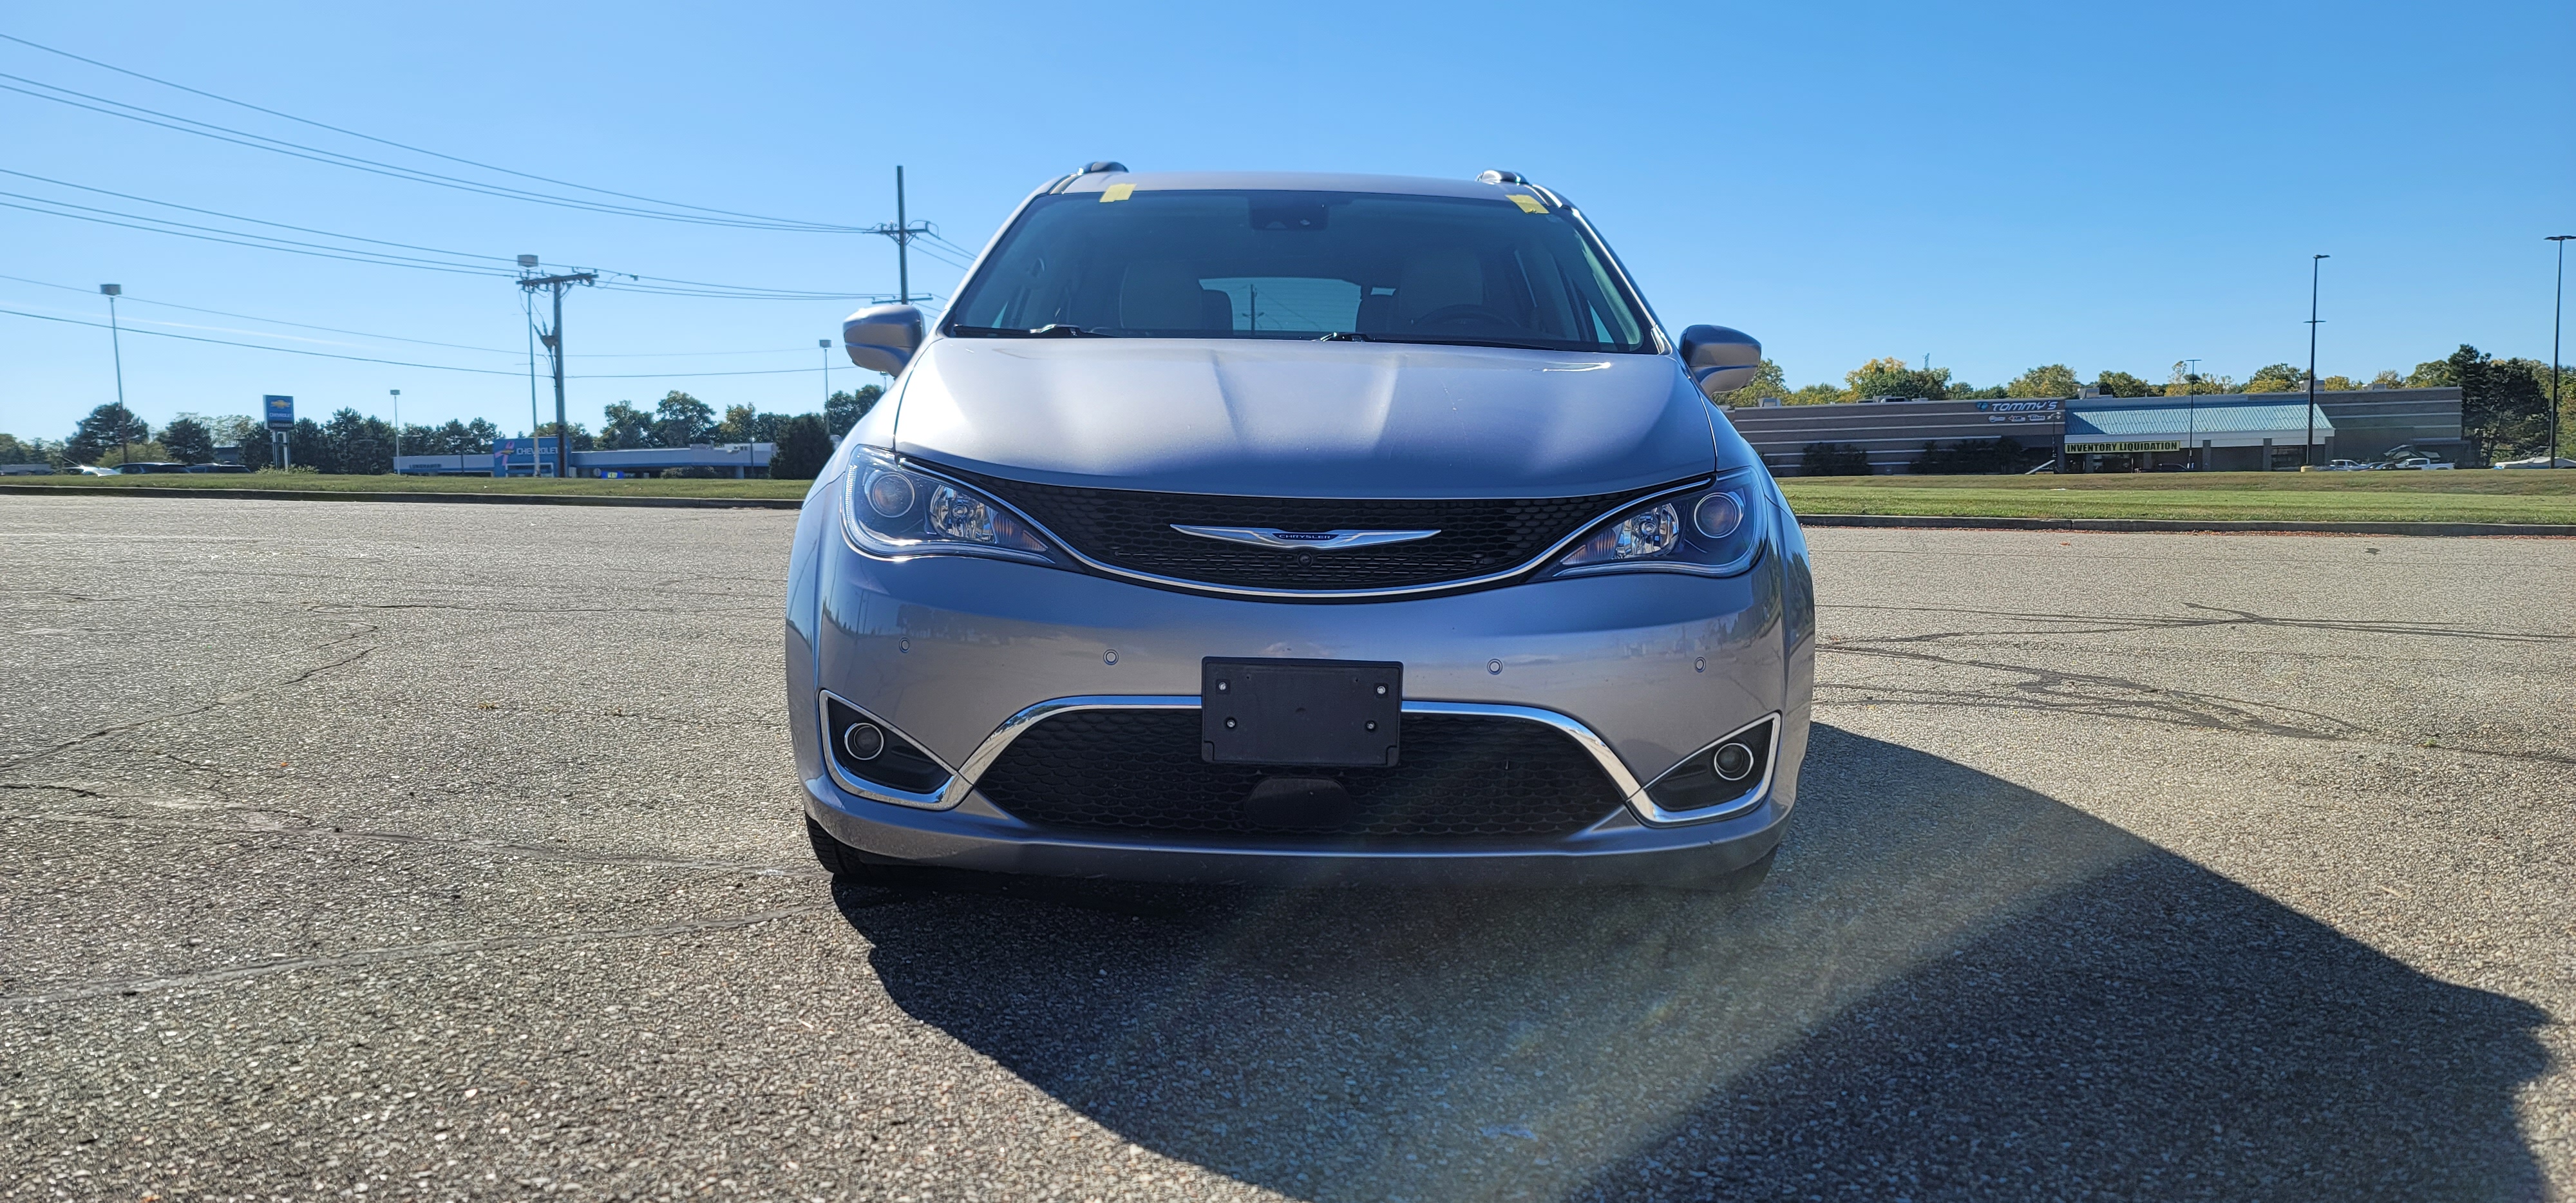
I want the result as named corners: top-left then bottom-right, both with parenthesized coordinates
top-left (821, 338), bottom-right (833, 412)
top-left (100, 284), bottom-right (127, 464)
top-left (2306, 255), bottom-right (2329, 469)
top-left (390, 389), bottom-right (401, 465)
top-left (2550, 236), bottom-right (2572, 469)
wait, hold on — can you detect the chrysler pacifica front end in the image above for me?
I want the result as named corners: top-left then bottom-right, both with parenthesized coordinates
top-left (784, 166), bottom-right (1815, 889)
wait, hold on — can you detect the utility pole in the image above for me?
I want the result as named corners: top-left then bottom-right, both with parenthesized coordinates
top-left (518, 265), bottom-right (597, 479)
top-left (2306, 254), bottom-right (2329, 469)
top-left (518, 256), bottom-right (540, 477)
top-left (2550, 236), bottom-right (2572, 468)
top-left (390, 388), bottom-right (401, 464)
top-left (99, 284), bottom-right (128, 464)
top-left (866, 167), bottom-right (932, 305)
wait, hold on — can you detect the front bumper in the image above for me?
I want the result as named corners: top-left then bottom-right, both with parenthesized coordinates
top-left (786, 491), bottom-right (1813, 886)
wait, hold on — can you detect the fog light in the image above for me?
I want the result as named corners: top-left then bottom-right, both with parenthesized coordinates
top-left (1712, 741), bottom-right (1755, 781)
top-left (842, 721), bottom-right (887, 762)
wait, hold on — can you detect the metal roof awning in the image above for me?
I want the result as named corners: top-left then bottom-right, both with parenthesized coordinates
top-left (2065, 401), bottom-right (2331, 451)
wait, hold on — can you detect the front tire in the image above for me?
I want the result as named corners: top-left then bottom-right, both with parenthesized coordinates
top-left (806, 818), bottom-right (896, 887)
top-left (1700, 846), bottom-right (1776, 895)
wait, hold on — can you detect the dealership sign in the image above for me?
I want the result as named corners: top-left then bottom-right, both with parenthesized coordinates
top-left (2065, 440), bottom-right (2184, 453)
top-left (1977, 399), bottom-right (2061, 424)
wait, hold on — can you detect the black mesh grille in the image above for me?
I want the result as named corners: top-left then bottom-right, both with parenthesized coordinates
top-left (942, 467), bottom-right (1685, 592)
top-left (973, 710), bottom-right (1626, 843)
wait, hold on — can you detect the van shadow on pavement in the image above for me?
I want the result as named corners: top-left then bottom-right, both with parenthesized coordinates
top-left (835, 726), bottom-right (2546, 1201)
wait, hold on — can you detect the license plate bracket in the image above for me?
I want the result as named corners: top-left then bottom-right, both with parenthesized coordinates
top-left (1201, 658), bottom-right (1402, 767)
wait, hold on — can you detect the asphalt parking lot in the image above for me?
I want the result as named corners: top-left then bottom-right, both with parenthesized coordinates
top-left (3, 495), bottom-right (2570, 1201)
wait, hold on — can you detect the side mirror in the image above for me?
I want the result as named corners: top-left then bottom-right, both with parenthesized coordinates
top-left (843, 303), bottom-right (925, 375)
top-left (1678, 325), bottom-right (1761, 401)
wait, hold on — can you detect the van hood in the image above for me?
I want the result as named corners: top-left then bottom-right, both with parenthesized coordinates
top-left (886, 337), bottom-right (1716, 499)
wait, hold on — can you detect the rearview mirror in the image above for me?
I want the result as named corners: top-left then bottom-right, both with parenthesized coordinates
top-left (843, 303), bottom-right (925, 375)
top-left (1678, 325), bottom-right (1761, 400)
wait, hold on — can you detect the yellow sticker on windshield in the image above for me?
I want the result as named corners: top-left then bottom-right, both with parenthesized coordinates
top-left (1508, 193), bottom-right (1547, 214)
top-left (1099, 184), bottom-right (1134, 203)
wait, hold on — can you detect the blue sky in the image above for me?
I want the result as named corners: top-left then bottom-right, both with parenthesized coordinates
top-left (5, 0), bottom-right (2570, 440)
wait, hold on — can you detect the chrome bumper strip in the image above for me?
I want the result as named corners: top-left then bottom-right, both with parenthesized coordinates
top-left (1628, 711), bottom-right (1781, 826)
top-left (820, 691), bottom-right (1764, 826)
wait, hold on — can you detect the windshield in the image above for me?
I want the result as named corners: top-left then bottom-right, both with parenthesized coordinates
top-left (945, 189), bottom-right (1656, 352)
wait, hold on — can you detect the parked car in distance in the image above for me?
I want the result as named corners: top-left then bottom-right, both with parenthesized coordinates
top-left (112, 462), bottom-right (189, 474)
top-left (2494, 455), bottom-right (2576, 469)
top-left (2387, 457), bottom-right (2454, 471)
top-left (791, 166), bottom-right (1812, 894)
top-left (2321, 459), bottom-right (2368, 471)
top-left (71, 464), bottom-right (121, 476)
top-left (184, 463), bottom-right (252, 473)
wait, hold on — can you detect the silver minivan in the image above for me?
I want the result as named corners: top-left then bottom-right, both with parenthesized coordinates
top-left (785, 167), bottom-right (1814, 890)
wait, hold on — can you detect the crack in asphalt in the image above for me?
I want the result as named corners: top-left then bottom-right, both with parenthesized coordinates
top-left (1820, 602), bottom-right (2571, 646)
top-left (0, 804), bottom-right (821, 877)
top-left (0, 645), bottom-right (377, 770)
top-left (1818, 643), bottom-right (2366, 741)
top-left (0, 905), bottom-right (831, 1005)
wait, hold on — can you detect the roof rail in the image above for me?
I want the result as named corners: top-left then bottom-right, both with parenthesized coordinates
top-left (1476, 169), bottom-right (1526, 185)
top-left (1082, 160), bottom-right (1129, 174)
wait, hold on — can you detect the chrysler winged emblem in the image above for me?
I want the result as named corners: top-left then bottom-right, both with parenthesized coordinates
top-left (1171, 526), bottom-right (1440, 551)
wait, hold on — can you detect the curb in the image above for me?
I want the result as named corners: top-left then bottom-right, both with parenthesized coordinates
top-left (0, 484), bottom-right (804, 510)
top-left (1792, 513), bottom-right (2576, 538)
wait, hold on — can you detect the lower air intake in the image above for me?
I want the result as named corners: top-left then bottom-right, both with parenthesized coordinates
top-left (972, 710), bottom-right (1625, 842)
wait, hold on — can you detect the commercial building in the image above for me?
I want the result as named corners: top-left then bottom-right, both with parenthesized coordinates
top-left (395, 439), bottom-right (777, 478)
top-left (1723, 387), bottom-right (2464, 474)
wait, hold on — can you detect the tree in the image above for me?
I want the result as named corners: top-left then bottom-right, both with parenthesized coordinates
top-left (826, 386), bottom-right (883, 438)
top-left (161, 415), bottom-right (216, 464)
top-left (2164, 363), bottom-right (2235, 395)
top-left (532, 421), bottom-right (595, 451)
top-left (2094, 371), bottom-right (2159, 398)
top-left (1799, 442), bottom-right (1871, 476)
top-left (2244, 363), bottom-right (2306, 393)
top-left (211, 414), bottom-right (270, 469)
top-left (598, 401), bottom-right (656, 450)
top-left (715, 405), bottom-right (791, 444)
top-left (772, 413), bottom-right (834, 479)
top-left (2403, 359), bottom-right (2454, 388)
top-left (652, 392), bottom-right (717, 447)
top-left (324, 408), bottom-right (395, 474)
top-left (65, 402), bottom-right (148, 464)
top-left (2447, 345), bottom-right (2550, 463)
top-left (1846, 357), bottom-right (1951, 401)
top-left (1719, 359), bottom-right (1790, 405)
top-left (2005, 365), bottom-right (2079, 399)
top-left (287, 417), bottom-right (332, 473)
top-left (1783, 383), bottom-right (1847, 406)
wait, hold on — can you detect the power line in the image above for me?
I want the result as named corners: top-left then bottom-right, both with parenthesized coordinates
top-left (0, 272), bottom-right (862, 358)
top-left (0, 196), bottom-right (507, 276)
top-left (1, 167), bottom-right (515, 265)
top-left (0, 307), bottom-right (839, 379)
top-left (0, 71), bottom-right (867, 234)
top-left (0, 179), bottom-right (902, 299)
top-left (0, 32), bottom-right (869, 233)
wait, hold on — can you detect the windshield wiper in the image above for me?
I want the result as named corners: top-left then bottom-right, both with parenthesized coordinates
top-left (1318, 331), bottom-right (1562, 352)
top-left (951, 323), bottom-right (1115, 337)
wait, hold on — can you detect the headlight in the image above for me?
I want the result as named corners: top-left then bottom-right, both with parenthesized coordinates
top-left (1544, 471), bottom-right (1767, 579)
top-left (841, 448), bottom-right (1058, 565)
